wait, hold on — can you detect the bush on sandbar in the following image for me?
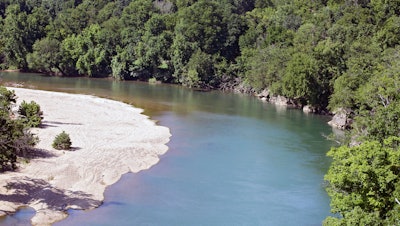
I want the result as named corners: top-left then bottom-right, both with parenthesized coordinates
top-left (18, 100), bottom-right (43, 127)
top-left (52, 131), bottom-right (72, 150)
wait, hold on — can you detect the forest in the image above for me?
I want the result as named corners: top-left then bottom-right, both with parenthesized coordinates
top-left (0, 0), bottom-right (399, 224)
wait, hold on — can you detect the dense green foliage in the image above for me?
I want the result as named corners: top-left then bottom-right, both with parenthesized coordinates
top-left (0, 0), bottom-right (399, 222)
top-left (18, 100), bottom-right (43, 127)
top-left (0, 87), bottom-right (37, 171)
top-left (324, 137), bottom-right (400, 225)
top-left (52, 131), bottom-right (72, 150)
top-left (0, 0), bottom-right (398, 110)
top-left (323, 65), bottom-right (400, 224)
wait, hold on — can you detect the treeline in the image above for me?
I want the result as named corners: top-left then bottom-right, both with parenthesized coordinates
top-left (0, 0), bottom-right (254, 87)
top-left (0, 0), bottom-right (399, 111)
top-left (0, 1), bottom-right (399, 223)
top-left (0, 0), bottom-right (399, 112)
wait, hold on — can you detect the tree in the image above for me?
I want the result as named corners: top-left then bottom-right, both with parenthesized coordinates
top-left (1, 4), bottom-right (30, 69)
top-left (350, 47), bottom-right (400, 142)
top-left (182, 49), bottom-right (217, 88)
top-left (282, 52), bottom-right (319, 105)
top-left (240, 45), bottom-right (289, 92)
top-left (0, 86), bottom-right (16, 111)
top-left (27, 37), bottom-right (63, 74)
top-left (329, 40), bottom-right (381, 110)
top-left (174, 0), bottom-right (228, 55)
top-left (134, 14), bottom-right (173, 80)
top-left (61, 24), bottom-right (110, 77)
top-left (0, 4), bottom-right (49, 69)
top-left (324, 137), bottom-right (400, 225)
top-left (119, 0), bottom-right (155, 45)
top-left (111, 0), bottom-right (156, 80)
top-left (111, 45), bottom-right (136, 80)
top-left (26, 6), bottom-right (50, 44)
top-left (171, 0), bottom-right (229, 85)
top-left (46, 0), bottom-right (105, 40)
top-left (18, 100), bottom-right (43, 128)
top-left (0, 87), bottom-right (37, 171)
top-left (370, 0), bottom-right (400, 25)
top-left (374, 15), bottom-right (400, 49)
top-left (171, 0), bottom-right (197, 9)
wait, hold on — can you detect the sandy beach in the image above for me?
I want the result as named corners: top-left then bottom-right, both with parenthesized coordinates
top-left (0, 88), bottom-right (171, 225)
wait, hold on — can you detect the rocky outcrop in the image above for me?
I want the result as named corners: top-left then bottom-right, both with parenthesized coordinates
top-left (270, 95), bottom-right (292, 106)
top-left (302, 105), bottom-right (315, 113)
top-left (328, 108), bottom-right (353, 129)
top-left (256, 89), bottom-right (271, 101)
top-left (256, 89), bottom-right (295, 107)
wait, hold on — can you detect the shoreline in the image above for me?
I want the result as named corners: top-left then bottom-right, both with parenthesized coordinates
top-left (0, 88), bottom-right (171, 225)
top-left (0, 69), bottom-right (21, 72)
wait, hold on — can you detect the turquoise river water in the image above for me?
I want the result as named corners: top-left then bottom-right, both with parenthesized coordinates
top-left (0, 72), bottom-right (335, 225)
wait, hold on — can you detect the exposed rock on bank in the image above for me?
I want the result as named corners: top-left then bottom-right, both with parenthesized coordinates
top-left (256, 89), bottom-right (296, 107)
top-left (256, 89), bottom-right (351, 128)
top-left (327, 108), bottom-right (353, 129)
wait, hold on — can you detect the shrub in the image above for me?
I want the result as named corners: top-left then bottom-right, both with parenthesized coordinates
top-left (18, 100), bottom-right (43, 127)
top-left (0, 87), bottom-right (16, 111)
top-left (148, 77), bottom-right (160, 84)
top-left (52, 131), bottom-right (72, 150)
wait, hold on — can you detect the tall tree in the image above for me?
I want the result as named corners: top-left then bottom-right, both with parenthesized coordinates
top-left (1, 4), bottom-right (30, 68)
top-left (27, 37), bottom-right (62, 74)
top-left (61, 24), bottom-right (109, 77)
top-left (171, 0), bottom-right (229, 86)
top-left (0, 87), bottom-right (37, 171)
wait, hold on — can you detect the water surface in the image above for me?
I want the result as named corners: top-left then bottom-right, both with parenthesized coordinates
top-left (0, 72), bottom-right (334, 225)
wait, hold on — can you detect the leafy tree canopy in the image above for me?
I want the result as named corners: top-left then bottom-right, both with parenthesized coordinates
top-left (324, 137), bottom-right (400, 225)
top-left (0, 86), bottom-right (38, 171)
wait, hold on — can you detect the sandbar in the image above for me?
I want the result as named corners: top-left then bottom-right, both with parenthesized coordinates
top-left (0, 88), bottom-right (170, 225)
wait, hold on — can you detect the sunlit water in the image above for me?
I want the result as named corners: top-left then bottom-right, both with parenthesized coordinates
top-left (0, 72), bottom-right (334, 225)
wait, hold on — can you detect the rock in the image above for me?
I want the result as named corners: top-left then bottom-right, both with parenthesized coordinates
top-left (349, 139), bottom-right (362, 147)
top-left (256, 90), bottom-right (297, 108)
top-left (270, 95), bottom-right (290, 106)
top-left (302, 105), bottom-right (314, 113)
top-left (256, 89), bottom-right (270, 102)
top-left (257, 89), bottom-right (270, 98)
top-left (328, 108), bottom-right (353, 129)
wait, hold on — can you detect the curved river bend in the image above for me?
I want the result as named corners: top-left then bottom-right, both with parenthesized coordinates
top-left (0, 72), bottom-right (334, 225)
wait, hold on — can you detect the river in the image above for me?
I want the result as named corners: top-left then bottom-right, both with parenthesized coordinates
top-left (0, 72), bottom-right (334, 225)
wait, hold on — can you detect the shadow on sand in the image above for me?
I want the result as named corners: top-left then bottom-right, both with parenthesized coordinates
top-left (22, 148), bottom-right (57, 159)
top-left (40, 121), bottom-right (83, 129)
top-left (1, 177), bottom-right (101, 212)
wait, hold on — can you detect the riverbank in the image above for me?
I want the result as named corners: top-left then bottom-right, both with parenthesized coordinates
top-left (0, 88), bottom-right (171, 225)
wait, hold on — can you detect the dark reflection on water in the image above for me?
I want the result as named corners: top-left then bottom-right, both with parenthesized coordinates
top-left (1, 72), bottom-right (334, 225)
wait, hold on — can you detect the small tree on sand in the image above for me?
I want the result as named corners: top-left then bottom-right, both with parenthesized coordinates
top-left (52, 131), bottom-right (72, 150)
top-left (18, 100), bottom-right (43, 127)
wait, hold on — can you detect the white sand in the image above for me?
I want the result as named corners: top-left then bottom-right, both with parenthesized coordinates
top-left (0, 88), bottom-right (171, 225)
